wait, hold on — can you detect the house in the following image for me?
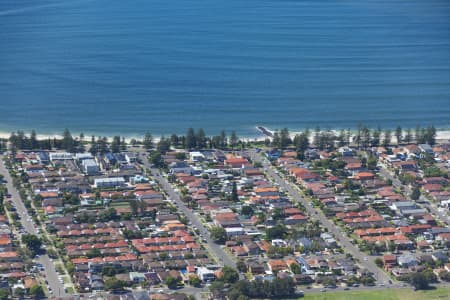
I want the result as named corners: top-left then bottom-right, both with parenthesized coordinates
top-left (397, 254), bottom-right (418, 268)
top-left (418, 144), bottom-right (434, 155)
top-left (267, 259), bottom-right (288, 272)
top-left (383, 255), bottom-right (397, 269)
top-left (284, 214), bottom-right (308, 225)
top-left (196, 267), bottom-right (215, 282)
top-left (49, 152), bottom-right (73, 161)
top-left (432, 252), bottom-right (448, 264)
top-left (391, 201), bottom-right (417, 212)
top-left (338, 147), bottom-right (353, 156)
top-left (224, 157), bottom-right (250, 169)
top-left (36, 152), bottom-right (50, 164)
top-left (225, 227), bottom-right (244, 237)
top-left (189, 151), bottom-right (205, 162)
top-left (266, 149), bottom-right (281, 160)
top-left (129, 272), bottom-right (146, 283)
top-left (125, 152), bottom-right (138, 164)
top-left (242, 240), bottom-right (260, 255)
top-left (82, 159), bottom-right (99, 175)
top-left (94, 177), bottom-right (125, 188)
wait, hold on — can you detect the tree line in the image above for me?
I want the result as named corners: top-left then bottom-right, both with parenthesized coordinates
top-left (140, 128), bottom-right (241, 151)
top-left (6, 125), bottom-right (438, 155)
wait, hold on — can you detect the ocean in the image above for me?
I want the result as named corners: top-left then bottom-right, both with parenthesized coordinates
top-left (1, 0), bottom-right (450, 138)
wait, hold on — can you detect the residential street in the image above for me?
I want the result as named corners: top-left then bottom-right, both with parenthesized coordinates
top-left (379, 168), bottom-right (450, 227)
top-left (139, 152), bottom-right (239, 272)
top-left (0, 155), bottom-right (67, 298)
top-left (248, 150), bottom-right (393, 285)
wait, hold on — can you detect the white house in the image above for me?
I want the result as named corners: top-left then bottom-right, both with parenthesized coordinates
top-left (94, 177), bottom-right (125, 188)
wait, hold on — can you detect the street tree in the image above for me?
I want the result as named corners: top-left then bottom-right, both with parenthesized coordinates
top-left (209, 226), bottom-right (227, 244)
top-left (220, 266), bottom-right (239, 284)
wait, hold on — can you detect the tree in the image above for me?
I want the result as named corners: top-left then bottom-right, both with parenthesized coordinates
top-left (404, 128), bottom-right (412, 144)
top-left (314, 126), bottom-right (321, 147)
top-left (425, 125), bottom-right (436, 145)
top-left (110, 136), bottom-right (121, 153)
top-left (272, 131), bottom-right (281, 148)
top-left (220, 130), bottom-right (227, 148)
top-left (209, 280), bottom-right (225, 299)
top-left (89, 135), bottom-right (97, 155)
top-left (439, 270), bottom-right (450, 281)
top-left (294, 132), bottom-right (309, 160)
top-left (383, 129), bottom-right (391, 147)
top-left (290, 263), bottom-right (301, 274)
top-left (97, 136), bottom-right (108, 154)
top-left (104, 278), bottom-right (126, 291)
top-left (241, 206), bottom-right (253, 216)
top-left (170, 134), bottom-right (179, 148)
top-left (186, 128), bottom-right (196, 149)
top-left (409, 271), bottom-right (430, 290)
top-left (367, 155), bottom-right (377, 170)
top-left (149, 151), bottom-right (164, 168)
top-left (196, 128), bottom-right (207, 149)
top-left (189, 275), bottom-right (201, 287)
top-left (230, 131), bottom-right (238, 149)
top-left (21, 234), bottom-right (42, 255)
top-left (236, 260), bottom-right (247, 273)
top-left (30, 129), bottom-right (38, 149)
top-left (62, 128), bottom-right (75, 152)
top-left (209, 226), bottom-right (227, 244)
top-left (130, 200), bottom-right (139, 216)
top-left (361, 126), bottom-right (371, 148)
top-left (395, 126), bottom-right (402, 144)
top-left (102, 265), bottom-right (118, 276)
top-left (230, 182), bottom-right (239, 202)
top-left (371, 127), bottom-right (381, 147)
top-left (280, 128), bottom-right (291, 148)
top-left (157, 136), bottom-right (171, 154)
top-left (0, 289), bottom-right (9, 300)
top-left (143, 132), bottom-right (154, 150)
top-left (165, 276), bottom-right (180, 289)
top-left (29, 285), bottom-right (45, 299)
top-left (374, 257), bottom-right (383, 268)
top-left (265, 224), bottom-right (287, 240)
top-left (13, 287), bottom-right (25, 298)
top-left (87, 248), bottom-right (101, 258)
top-left (220, 266), bottom-right (239, 284)
top-left (120, 136), bottom-right (127, 151)
top-left (410, 187), bottom-right (421, 200)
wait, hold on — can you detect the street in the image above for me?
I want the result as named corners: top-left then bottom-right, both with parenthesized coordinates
top-left (248, 150), bottom-right (393, 285)
top-left (139, 152), bottom-right (238, 272)
top-left (379, 168), bottom-right (450, 227)
top-left (0, 155), bottom-right (67, 298)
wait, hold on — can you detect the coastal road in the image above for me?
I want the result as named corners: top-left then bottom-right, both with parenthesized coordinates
top-left (0, 156), bottom-right (67, 298)
top-left (138, 152), bottom-right (238, 272)
top-left (248, 150), bottom-right (392, 284)
top-left (379, 168), bottom-right (450, 227)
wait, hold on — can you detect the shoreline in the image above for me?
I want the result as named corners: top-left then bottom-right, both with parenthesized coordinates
top-left (0, 127), bottom-right (449, 144)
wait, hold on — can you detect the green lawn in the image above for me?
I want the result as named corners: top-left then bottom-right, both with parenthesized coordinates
top-left (109, 202), bottom-right (130, 208)
top-left (303, 286), bottom-right (450, 300)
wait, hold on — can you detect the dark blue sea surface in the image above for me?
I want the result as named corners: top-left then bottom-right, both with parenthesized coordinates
top-left (1, 0), bottom-right (450, 137)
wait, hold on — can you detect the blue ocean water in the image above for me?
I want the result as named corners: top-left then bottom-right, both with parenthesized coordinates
top-left (0, 0), bottom-right (450, 137)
